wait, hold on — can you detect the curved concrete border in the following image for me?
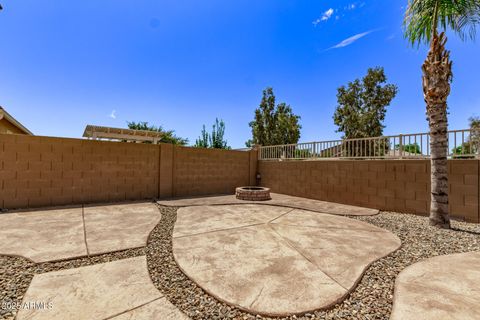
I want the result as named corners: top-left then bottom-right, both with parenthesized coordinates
top-left (391, 251), bottom-right (480, 320)
top-left (172, 204), bottom-right (399, 317)
top-left (158, 193), bottom-right (379, 216)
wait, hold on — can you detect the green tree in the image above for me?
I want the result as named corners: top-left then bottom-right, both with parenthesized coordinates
top-left (127, 121), bottom-right (188, 145)
top-left (396, 143), bottom-right (421, 154)
top-left (195, 125), bottom-right (209, 148)
top-left (470, 116), bottom-right (480, 147)
top-left (333, 67), bottom-right (398, 140)
top-left (452, 116), bottom-right (480, 156)
top-left (194, 118), bottom-right (230, 149)
top-left (247, 87), bottom-right (301, 147)
top-left (404, 0), bottom-right (480, 228)
top-left (209, 118), bottom-right (229, 149)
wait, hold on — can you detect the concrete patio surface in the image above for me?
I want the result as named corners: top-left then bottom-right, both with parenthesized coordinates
top-left (0, 207), bottom-right (87, 262)
top-left (16, 256), bottom-right (187, 320)
top-left (390, 251), bottom-right (480, 320)
top-left (173, 204), bottom-right (400, 316)
top-left (83, 202), bottom-right (161, 255)
top-left (0, 202), bottom-right (160, 262)
top-left (158, 193), bottom-right (379, 216)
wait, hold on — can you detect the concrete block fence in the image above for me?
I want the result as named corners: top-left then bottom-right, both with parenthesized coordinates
top-left (0, 134), bottom-right (257, 209)
top-left (1, 133), bottom-right (479, 223)
top-left (258, 159), bottom-right (479, 223)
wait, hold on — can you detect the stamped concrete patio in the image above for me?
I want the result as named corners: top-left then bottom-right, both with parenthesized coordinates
top-left (0, 202), bottom-right (161, 262)
top-left (0, 197), bottom-right (479, 319)
top-left (16, 256), bottom-right (187, 320)
top-left (391, 251), bottom-right (480, 320)
top-left (173, 204), bottom-right (400, 316)
top-left (157, 192), bottom-right (379, 216)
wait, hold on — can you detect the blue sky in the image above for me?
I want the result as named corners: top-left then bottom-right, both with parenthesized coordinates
top-left (1, 0), bottom-right (479, 148)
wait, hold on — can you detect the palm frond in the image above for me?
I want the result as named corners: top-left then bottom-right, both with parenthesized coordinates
top-left (404, 0), bottom-right (480, 45)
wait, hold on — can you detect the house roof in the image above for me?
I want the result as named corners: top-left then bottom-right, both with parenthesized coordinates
top-left (0, 107), bottom-right (33, 135)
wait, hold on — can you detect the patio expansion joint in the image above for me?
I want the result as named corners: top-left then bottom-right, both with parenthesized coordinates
top-left (266, 223), bottom-right (349, 292)
top-left (81, 204), bottom-right (90, 256)
top-left (267, 208), bottom-right (296, 224)
top-left (269, 222), bottom-right (389, 234)
top-left (173, 221), bottom-right (266, 239)
top-left (102, 296), bottom-right (164, 320)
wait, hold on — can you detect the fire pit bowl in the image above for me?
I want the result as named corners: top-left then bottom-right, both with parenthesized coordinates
top-left (235, 186), bottom-right (271, 201)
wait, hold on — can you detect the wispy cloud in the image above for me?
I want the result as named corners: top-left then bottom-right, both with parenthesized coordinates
top-left (109, 110), bottom-right (116, 119)
top-left (313, 2), bottom-right (366, 26)
top-left (313, 8), bottom-right (334, 26)
top-left (346, 3), bottom-right (356, 10)
top-left (327, 30), bottom-right (376, 50)
top-left (346, 2), bottom-right (366, 10)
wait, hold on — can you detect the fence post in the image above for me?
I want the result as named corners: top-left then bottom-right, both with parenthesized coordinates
top-left (250, 145), bottom-right (260, 185)
top-left (399, 134), bottom-right (403, 159)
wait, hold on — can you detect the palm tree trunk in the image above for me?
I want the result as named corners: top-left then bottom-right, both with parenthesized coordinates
top-left (422, 32), bottom-right (452, 228)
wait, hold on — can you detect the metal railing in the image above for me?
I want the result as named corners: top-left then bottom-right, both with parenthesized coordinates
top-left (259, 129), bottom-right (480, 160)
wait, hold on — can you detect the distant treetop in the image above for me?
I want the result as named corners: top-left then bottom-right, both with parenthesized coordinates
top-left (127, 121), bottom-right (188, 145)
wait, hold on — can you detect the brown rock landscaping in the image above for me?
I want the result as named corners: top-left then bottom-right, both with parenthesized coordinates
top-left (171, 205), bottom-right (400, 316)
top-left (147, 204), bottom-right (480, 320)
top-left (1, 197), bottom-right (480, 320)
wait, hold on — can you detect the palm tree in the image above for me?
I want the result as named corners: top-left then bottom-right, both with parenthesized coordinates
top-left (404, 0), bottom-right (480, 228)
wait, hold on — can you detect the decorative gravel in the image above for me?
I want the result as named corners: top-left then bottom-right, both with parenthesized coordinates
top-left (2, 204), bottom-right (480, 320)
top-left (0, 248), bottom-right (145, 320)
top-left (146, 205), bottom-right (480, 320)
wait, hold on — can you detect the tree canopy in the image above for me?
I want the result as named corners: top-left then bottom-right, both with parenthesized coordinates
top-left (333, 67), bottom-right (398, 139)
top-left (453, 116), bottom-right (480, 155)
top-left (126, 121), bottom-right (188, 145)
top-left (404, 0), bottom-right (480, 46)
top-left (247, 87), bottom-right (301, 147)
top-left (194, 118), bottom-right (230, 149)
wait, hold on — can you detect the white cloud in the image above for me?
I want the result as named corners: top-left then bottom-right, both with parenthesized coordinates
top-left (322, 8), bottom-right (334, 21)
top-left (313, 8), bottom-right (334, 26)
top-left (345, 2), bottom-right (366, 11)
top-left (109, 110), bottom-right (116, 119)
top-left (328, 30), bottom-right (376, 49)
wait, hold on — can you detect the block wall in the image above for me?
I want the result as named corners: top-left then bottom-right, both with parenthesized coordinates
top-left (0, 134), bottom-right (159, 208)
top-left (258, 159), bottom-right (480, 223)
top-left (172, 147), bottom-right (251, 197)
top-left (0, 134), bottom-right (257, 209)
top-left (2, 132), bottom-right (478, 223)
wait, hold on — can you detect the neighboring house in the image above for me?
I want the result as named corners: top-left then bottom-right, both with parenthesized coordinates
top-left (0, 107), bottom-right (33, 135)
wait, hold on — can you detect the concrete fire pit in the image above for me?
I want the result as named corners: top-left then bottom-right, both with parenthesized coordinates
top-left (235, 186), bottom-right (271, 201)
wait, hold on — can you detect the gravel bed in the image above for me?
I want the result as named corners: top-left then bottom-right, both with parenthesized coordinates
top-left (2, 205), bottom-right (479, 320)
top-left (146, 205), bottom-right (480, 320)
top-left (0, 248), bottom-right (145, 320)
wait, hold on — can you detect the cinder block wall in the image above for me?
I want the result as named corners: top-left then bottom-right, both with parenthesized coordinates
top-left (0, 134), bottom-right (257, 209)
top-left (172, 147), bottom-right (251, 197)
top-left (2, 132), bottom-right (479, 223)
top-left (258, 159), bottom-right (480, 223)
top-left (0, 134), bottom-right (159, 208)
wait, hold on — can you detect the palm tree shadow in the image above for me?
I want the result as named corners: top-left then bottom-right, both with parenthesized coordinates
top-left (451, 227), bottom-right (480, 236)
